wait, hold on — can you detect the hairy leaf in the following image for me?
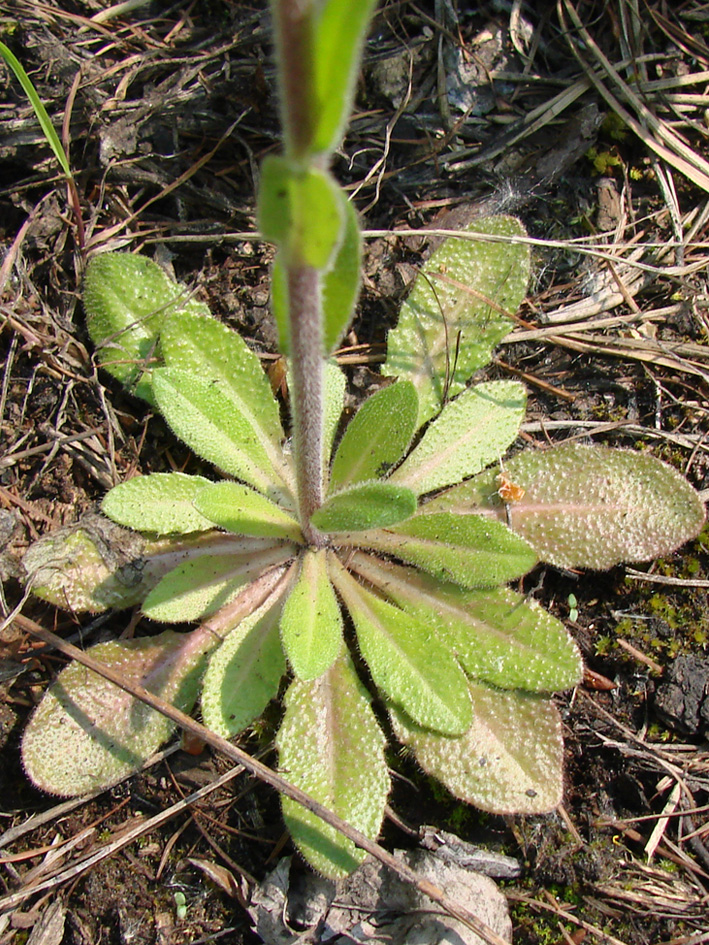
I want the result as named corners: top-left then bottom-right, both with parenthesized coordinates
top-left (280, 550), bottom-right (343, 680)
top-left (103, 472), bottom-right (215, 535)
top-left (258, 156), bottom-right (343, 269)
top-left (344, 513), bottom-right (537, 588)
top-left (159, 311), bottom-right (291, 491)
top-left (324, 359), bottom-right (346, 466)
top-left (329, 381), bottom-right (418, 491)
top-left (152, 368), bottom-right (287, 499)
top-left (383, 217), bottom-right (530, 426)
top-left (503, 444), bottom-right (707, 569)
top-left (310, 0), bottom-right (379, 154)
top-left (349, 553), bottom-right (582, 692)
top-left (142, 545), bottom-right (291, 623)
top-left (331, 562), bottom-right (472, 735)
top-left (311, 482), bottom-right (417, 532)
top-left (22, 629), bottom-right (215, 796)
top-left (322, 194), bottom-right (361, 354)
top-left (391, 381), bottom-right (525, 495)
top-left (390, 681), bottom-right (564, 814)
top-left (201, 596), bottom-right (286, 738)
top-left (277, 653), bottom-right (388, 878)
top-left (84, 252), bottom-right (209, 402)
top-left (194, 481), bottom-right (302, 542)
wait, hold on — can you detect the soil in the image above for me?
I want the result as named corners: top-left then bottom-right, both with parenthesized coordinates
top-left (2, 1), bottom-right (709, 944)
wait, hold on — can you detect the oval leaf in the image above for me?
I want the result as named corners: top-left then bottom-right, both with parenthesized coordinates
top-left (349, 552), bottom-right (582, 692)
top-left (201, 597), bottom-right (287, 738)
top-left (152, 368), bottom-right (287, 499)
top-left (329, 381), bottom-right (418, 492)
top-left (391, 381), bottom-right (526, 496)
top-left (330, 561), bottom-right (472, 735)
top-left (345, 512), bottom-right (537, 588)
top-left (504, 443), bottom-right (707, 569)
top-left (383, 216), bottom-right (530, 427)
top-left (103, 472), bottom-right (215, 535)
top-left (277, 653), bottom-right (389, 878)
top-left (22, 629), bottom-right (215, 796)
top-left (280, 549), bottom-right (343, 680)
top-left (84, 252), bottom-right (209, 402)
top-left (390, 682), bottom-right (564, 814)
top-left (194, 481), bottom-right (302, 542)
top-left (311, 482), bottom-right (417, 532)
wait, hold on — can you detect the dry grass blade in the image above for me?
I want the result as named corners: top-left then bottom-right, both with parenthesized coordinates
top-left (559, 0), bottom-right (709, 193)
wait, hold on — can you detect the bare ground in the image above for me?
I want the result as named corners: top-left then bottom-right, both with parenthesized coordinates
top-left (1, 1), bottom-right (709, 943)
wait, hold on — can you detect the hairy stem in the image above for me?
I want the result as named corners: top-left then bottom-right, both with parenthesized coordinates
top-left (271, 0), bottom-right (315, 159)
top-left (288, 264), bottom-right (326, 543)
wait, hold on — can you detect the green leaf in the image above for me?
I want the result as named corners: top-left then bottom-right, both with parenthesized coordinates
top-left (271, 254), bottom-right (290, 355)
top-left (383, 217), bottom-right (530, 426)
top-left (159, 311), bottom-right (291, 490)
top-left (258, 157), bottom-right (344, 269)
top-left (102, 473), bottom-right (215, 535)
top-left (322, 194), bottom-right (361, 354)
top-left (194, 482), bottom-right (302, 542)
top-left (201, 596), bottom-right (287, 738)
top-left (391, 381), bottom-right (525, 495)
top-left (330, 562), bottom-right (472, 735)
top-left (310, 0), bottom-right (379, 154)
top-left (390, 681), bottom-right (564, 814)
top-left (345, 513), bottom-right (537, 588)
top-left (311, 482), bottom-right (417, 532)
top-left (22, 629), bottom-right (215, 796)
top-left (142, 545), bottom-right (291, 623)
top-left (329, 381), bottom-right (418, 491)
top-left (349, 553), bottom-right (582, 692)
top-left (152, 368), bottom-right (287, 499)
top-left (324, 359), bottom-right (346, 464)
top-left (280, 549), bottom-right (343, 680)
top-left (502, 444), bottom-right (707, 569)
top-left (84, 253), bottom-right (210, 402)
top-left (277, 653), bottom-right (388, 878)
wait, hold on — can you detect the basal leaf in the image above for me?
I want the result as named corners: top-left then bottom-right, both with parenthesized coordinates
top-left (391, 381), bottom-right (525, 496)
top-left (194, 481), bottom-right (303, 542)
top-left (311, 482), bottom-right (417, 532)
top-left (383, 217), bottom-right (530, 427)
top-left (277, 652), bottom-right (389, 878)
top-left (84, 252), bottom-right (209, 403)
top-left (343, 513), bottom-right (537, 588)
top-left (349, 553), bottom-right (582, 692)
top-left (159, 311), bottom-right (292, 492)
top-left (329, 381), bottom-right (418, 491)
top-left (258, 156), bottom-right (343, 269)
top-left (201, 596), bottom-right (287, 738)
top-left (390, 681), bottom-right (564, 814)
top-left (22, 629), bottom-right (215, 796)
top-left (503, 443), bottom-right (707, 569)
top-left (280, 549), bottom-right (343, 680)
top-left (322, 193), bottom-right (361, 354)
top-left (330, 561), bottom-right (472, 735)
top-left (102, 472), bottom-right (214, 535)
top-left (142, 545), bottom-right (292, 623)
top-left (152, 368), bottom-right (287, 499)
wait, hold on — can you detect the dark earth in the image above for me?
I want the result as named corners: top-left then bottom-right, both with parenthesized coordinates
top-left (2, 1), bottom-right (709, 943)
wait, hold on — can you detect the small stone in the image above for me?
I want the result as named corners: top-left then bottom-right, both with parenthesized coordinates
top-left (654, 656), bottom-right (709, 736)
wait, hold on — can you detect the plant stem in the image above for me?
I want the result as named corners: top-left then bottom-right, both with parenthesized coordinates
top-left (271, 0), bottom-right (315, 160)
top-left (287, 264), bottom-right (326, 543)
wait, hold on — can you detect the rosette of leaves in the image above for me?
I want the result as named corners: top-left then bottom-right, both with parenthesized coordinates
top-left (21, 231), bottom-right (705, 878)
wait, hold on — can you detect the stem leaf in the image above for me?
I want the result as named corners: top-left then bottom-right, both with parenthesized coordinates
top-left (277, 653), bottom-right (388, 878)
top-left (322, 193), bottom-right (362, 354)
